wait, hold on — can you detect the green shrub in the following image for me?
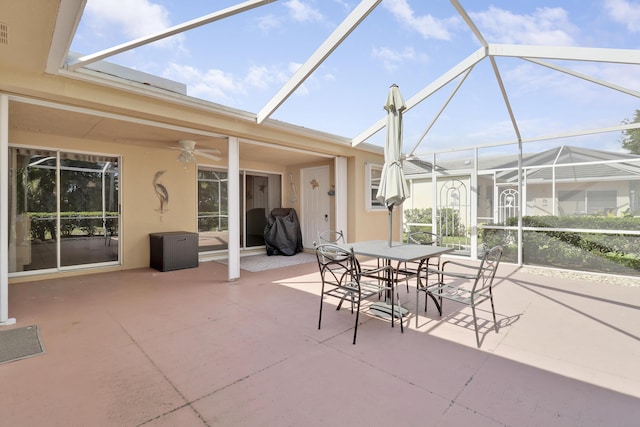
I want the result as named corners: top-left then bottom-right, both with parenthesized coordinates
top-left (480, 215), bottom-right (640, 275)
top-left (404, 208), bottom-right (465, 237)
top-left (27, 212), bottom-right (118, 240)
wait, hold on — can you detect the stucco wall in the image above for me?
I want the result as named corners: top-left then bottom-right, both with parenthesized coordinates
top-left (7, 129), bottom-right (292, 282)
top-left (3, 69), bottom-right (385, 283)
top-left (348, 152), bottom-right (402, 244)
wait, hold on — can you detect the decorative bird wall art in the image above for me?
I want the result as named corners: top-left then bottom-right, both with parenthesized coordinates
top-left (153, 170), bottom-right (169, 214)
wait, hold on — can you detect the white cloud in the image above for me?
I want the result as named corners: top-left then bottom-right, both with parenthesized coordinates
top-left (245, 66), bottom-right (275, 90)
top-left (470, 6), bottom-right (577, 46)
top-left (162, 61), bottom-right (305, 103)
top-left (505, 61), bottom-right (640, 100)
top-left (84, 0), bottom-right (184, 49)
top-left (256, 14), bottom-right (282, 32)
top-left (383, 0), bottom-right (460, 40)
top-left (332, 0), bottom-right (352, 13)
top-left (604, 0), bottom-right (640, 32)
top-left (284, 0), bottom-right (324, 23)
top-left (163, 64), bottom-right (241, 101)
top-left (467, 119), bottom-right (523, 142)
top-left (372, 46), bottom-right (423, 72)
top-left (85, 0), bottom-right (169, 38)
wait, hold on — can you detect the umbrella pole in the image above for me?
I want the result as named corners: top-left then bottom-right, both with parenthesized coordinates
top-left (388, 205), bottom-right (393, 247)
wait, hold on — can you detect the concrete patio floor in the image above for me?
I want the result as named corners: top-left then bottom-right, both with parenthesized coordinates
top-left (1, 256), bottom-right (639, 426)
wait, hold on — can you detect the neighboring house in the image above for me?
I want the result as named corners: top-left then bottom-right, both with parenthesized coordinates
top-left (403, 145), bottom-right (640, 255)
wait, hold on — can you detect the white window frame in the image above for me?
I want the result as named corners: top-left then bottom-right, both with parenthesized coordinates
top-left (365, 163), bottom-right (385, 211)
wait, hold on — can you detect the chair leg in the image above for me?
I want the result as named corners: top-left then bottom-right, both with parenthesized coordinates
top-left (471, 304), bottom-right (480, 348)
top-left (318, 291), bottom-right (324, 330)
top-left (405, 262), bottom-right (410, 293)
top-left (426, 291), bottom-right (443, 316)
top-left (353, 296), bottom-right (361, 345)
top-left (490, 292), bottom-right (498, 332)
top-left (390, 283), bottom-right (395, 329)
top-left (415, 288), bottom-right (442, 327)
top-left (397, 289), bottom-right (404, 333)
top-left (415, 290), bottom-right (420, 327)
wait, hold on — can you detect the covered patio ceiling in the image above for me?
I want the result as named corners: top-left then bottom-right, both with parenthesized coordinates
top-left (47, 0), bottom-right (640, 156)
top-left (8, 98), bottom-right (329, 166)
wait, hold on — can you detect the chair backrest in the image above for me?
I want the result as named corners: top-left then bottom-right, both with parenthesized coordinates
top-left (318, 230), bottom-right (345, 244)
top-left (473, 245), bottom-right (503, 293)
top-left (315, 243), bottom-right (359, 285)
top-left (408, 231), bottom-right (438, 245)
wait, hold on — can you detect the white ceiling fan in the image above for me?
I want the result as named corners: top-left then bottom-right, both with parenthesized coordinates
top-left (171, 139), bottom-right (221, 163)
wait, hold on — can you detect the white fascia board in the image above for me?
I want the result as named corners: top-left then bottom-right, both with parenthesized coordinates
top-left (352, 46), bottom-right (487, 146)
top-left (257, 0), bottom-right (382, 124)
top-left (489, 44), bottom-right (640, 65)
top-left (67, 52), bottom-right (187, 94)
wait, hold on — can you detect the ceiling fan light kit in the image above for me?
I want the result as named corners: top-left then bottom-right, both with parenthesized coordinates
top-left (173, 139), bottom-right (221, 164)
top-left (177, 150), bottom-right (196, 164)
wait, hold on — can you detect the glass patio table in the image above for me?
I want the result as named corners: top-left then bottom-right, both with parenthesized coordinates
top-left (337, 240), bottom-right (454, 321)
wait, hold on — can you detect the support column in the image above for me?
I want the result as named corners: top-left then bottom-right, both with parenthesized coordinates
top-left (227, 137), bottom-right (240, 281)
top-left (1, 94), bottom-right (16, 325)
top-left (334, 156), bottom-right (348, 240)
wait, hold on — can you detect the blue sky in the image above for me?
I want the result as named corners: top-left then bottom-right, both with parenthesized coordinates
top-left (70, 0), bottom-right (640, 154)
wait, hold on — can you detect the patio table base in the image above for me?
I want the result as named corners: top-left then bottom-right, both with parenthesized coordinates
top-left (369, 301), bottom-right (408, 319)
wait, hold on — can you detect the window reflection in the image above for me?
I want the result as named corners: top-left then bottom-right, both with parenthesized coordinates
top-left (8, 148), bottom-right (119, 273)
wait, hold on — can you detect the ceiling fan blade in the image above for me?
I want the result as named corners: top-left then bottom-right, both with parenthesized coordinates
top-left (199, 148), bottom-right (221, 154)
top-left (194, 150), bottom-right (221, 161)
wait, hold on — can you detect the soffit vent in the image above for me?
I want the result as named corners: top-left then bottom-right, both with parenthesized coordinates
top-left (0, 23), bottom-right (8, 45)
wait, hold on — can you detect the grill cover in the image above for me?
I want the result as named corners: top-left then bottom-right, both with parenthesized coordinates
top-left (264, 208), bottom-right (303, 256)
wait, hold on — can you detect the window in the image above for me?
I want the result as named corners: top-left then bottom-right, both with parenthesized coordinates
top-left (558, 190), bottom-right (617, 216)
top-left (8, 147), bottom-right (120, 274)
top-left (365, 163), bottom-right (385, 210)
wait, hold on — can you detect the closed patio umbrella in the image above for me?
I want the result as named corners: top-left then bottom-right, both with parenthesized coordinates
top-left (376, 84), bottom-right (409, 247)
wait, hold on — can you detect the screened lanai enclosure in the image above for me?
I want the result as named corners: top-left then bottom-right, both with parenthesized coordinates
top-left (402, 139), bottom-right (640, 277)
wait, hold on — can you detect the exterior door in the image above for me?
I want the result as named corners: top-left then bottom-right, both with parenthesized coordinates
top-left (301, 165), bottom-right (330, 249)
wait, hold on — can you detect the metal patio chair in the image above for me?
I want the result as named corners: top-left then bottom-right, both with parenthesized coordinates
top-left (417, 245), bottom-right (503, 347)
top-left (318, 229), bottom-right (345, 244)
top-left (315, 243), bottom-right (402, 344)
top-left (396, 231), bottom-right (441, 292)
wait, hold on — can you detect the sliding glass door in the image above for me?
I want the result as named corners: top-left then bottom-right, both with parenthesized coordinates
top-left (8, 147), bottom-right (120, 274)
top-left (197, 168), bottom-right (229, 251)
top-left (198, 167), bottom-right (281, 252)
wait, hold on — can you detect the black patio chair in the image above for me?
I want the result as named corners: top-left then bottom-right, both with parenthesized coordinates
top-left (315, 243), bottom-right (402, 344)
top-left (417, 245), bottom-right (503, 347)
top-left (395, 231), bottom-right (441, 292)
